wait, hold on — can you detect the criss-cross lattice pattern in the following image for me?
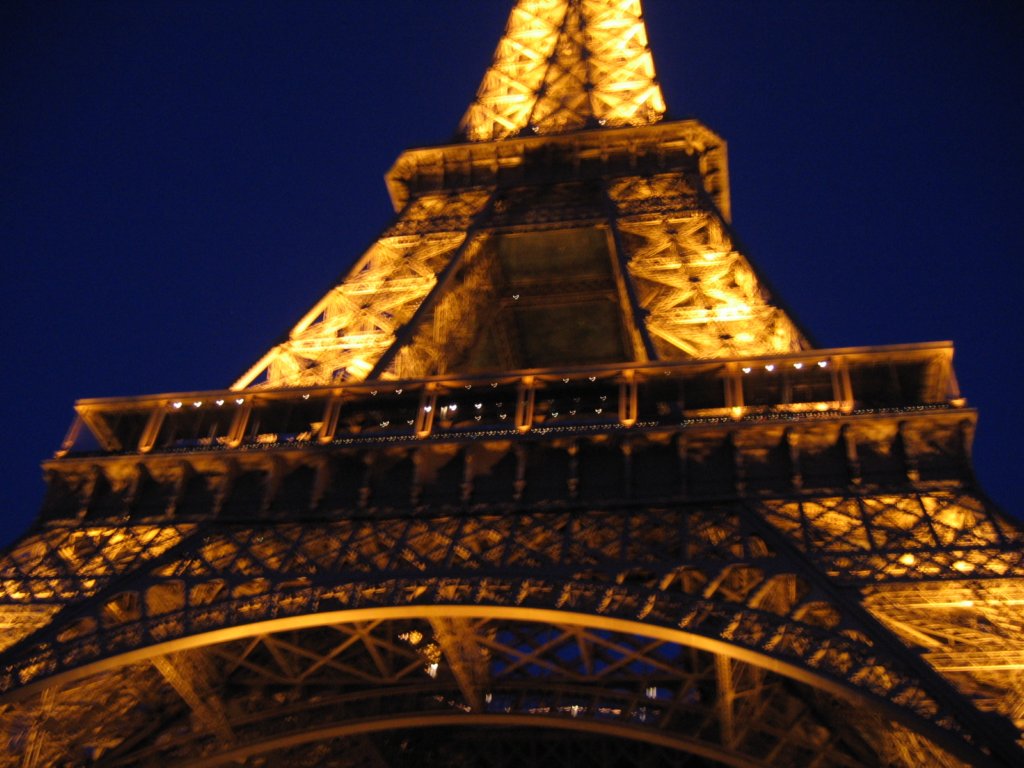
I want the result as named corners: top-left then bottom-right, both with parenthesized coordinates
top-left (0, 524), bottom-right (193, 652)
top-left (234, 191), bottom-right (490, 389)
top-left (609, 174), bottom-right (808, 359)
top-left (1, 496), bottom-right (1017, 766)
top-left (461, 0), bottom-right (666, 141)
top-left (4, 1), bottom-right (1023, 765)
top-left (2, 616), bottom-right (971, 768)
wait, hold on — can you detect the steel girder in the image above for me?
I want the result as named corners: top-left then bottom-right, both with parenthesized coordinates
top-left (460, 0), bottom-right (666, 141)
top-left (2, 493), bottom-right (1021, 766)
top-left (4, 399), bottom-right (1023, 764)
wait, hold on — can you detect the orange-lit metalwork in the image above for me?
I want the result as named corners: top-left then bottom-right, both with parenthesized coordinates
top-left (2, 1), bottom-right (1022, 766)
top-left (235, 114), bottom-right (802, 389)
top-left (461, 0), bottom-right (666, 141)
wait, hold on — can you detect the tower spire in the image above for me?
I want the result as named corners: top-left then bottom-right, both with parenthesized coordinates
top-left (461, 0), bottom-right (666, 141)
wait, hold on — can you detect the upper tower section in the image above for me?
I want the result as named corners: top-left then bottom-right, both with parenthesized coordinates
top-left (461, 0), bottom-right (666, 141)
top-left (232, 0), bottom-right (810, 390)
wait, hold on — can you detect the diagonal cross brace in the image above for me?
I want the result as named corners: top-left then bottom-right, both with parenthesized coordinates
top-left (740, 498), bottom-right (1024, 767)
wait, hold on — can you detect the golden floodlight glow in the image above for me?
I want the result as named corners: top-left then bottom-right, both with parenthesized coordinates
top-left (3, 3), bottom-right (1024, 765)
top-left (233, 1), bottom-right (807, 389)
top-left (461, 0), bottom-right (666, 141)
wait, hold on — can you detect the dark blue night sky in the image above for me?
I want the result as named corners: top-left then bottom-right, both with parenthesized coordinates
top-left (3, 1), bottom-right (1022, 546)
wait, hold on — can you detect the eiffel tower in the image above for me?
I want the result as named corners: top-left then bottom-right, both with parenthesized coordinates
top-left (2, 1), bottom-right (1022, 765)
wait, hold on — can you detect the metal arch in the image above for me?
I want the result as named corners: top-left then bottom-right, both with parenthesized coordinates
top-left (4, 475), bottom-right (1019, 765)
top-left (0, 591), bottom-right (999, 766)
top-left (94, 651), bottom-right (782, 765)
top-left (183, 713), bottom-right (769, 768)
top-left (3, 486), bottom-right (1021, 762)
top-left (8, 602), bottom-right (874, 700)
top-left (5, 612), bottom-right (929, 767)
top-left (90, 618), bottom-right (820, 765)
top-left (1, 493), bottom-right (1017, 763)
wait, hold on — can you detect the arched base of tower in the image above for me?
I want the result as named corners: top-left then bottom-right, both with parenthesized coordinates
top-left (2, 615), bottom-right (972, 768)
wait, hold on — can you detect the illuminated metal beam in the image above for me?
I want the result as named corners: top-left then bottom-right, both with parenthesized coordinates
top-left (151, 652), bottom-right (234, 744)
top-left (462, 0), bottom-right (666, 141)
top-left (428, 617), bottom-right (488, 712)
top-left (18, 686), bottom-right (56, 768)
top-left (715, 655), bottom-right (737, 748)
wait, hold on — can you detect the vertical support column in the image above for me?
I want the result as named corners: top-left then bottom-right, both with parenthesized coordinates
top-left (832, 357), bottom-right (854, 413)
top-left (897, 421), bottom-right (920, 483)
top-left (567, 440), bottom-right (579, 499)
top-left (785, 428), bottom-right (803, 490)
top-left (941, 345), bottom-right (962, 402)
top-left (601, 188), bottom-right (658, 362)
top-left (715, 655), bottom-right (738, 748)
top-left (213, 459), bottom-right (239, 517)
top-left (515, 376), bottom-right (536, 433)
top-left (20, 685), bottom-right (58, 767)
top-left (676, 434), bottom-right (689, 499)
top-left (264, 455), bottom-right (286, 515)
top-left (138, 406), bottom-right (166, 454)
top-left (415, 386), bottom-right (438, 438)
top-left (730, 433), bottom-right (746, 496)
top-left (311, 455), bottom-right (331, 510)
top-left (513, 444), bottom-right (527, 502)
top-left (621, 440), bottom-right (634, 499)
top-left (428, 617), bottom-right (487, 712)
top-left (725, 363), bottom-right (745, 420)
top-left (318, 392), bottom-right (344, 444)
top-left (841, 424), bottom-right (862, 487)
top-left (460, 447), bottom-right (474, 503)
top-left (226, 399), bottom-right (253, 448)
top-left (958, 419), bottom-right (975, 481)
top-left (151, 652), bottom-right (235, 743)
top-left (618, 370), bottom-right (638, 427)
top-left (946, 360), bottom-right (966, 407)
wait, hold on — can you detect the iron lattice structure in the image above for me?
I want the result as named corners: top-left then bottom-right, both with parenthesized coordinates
top-left (2, 2), bottom-right (1023, 766)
